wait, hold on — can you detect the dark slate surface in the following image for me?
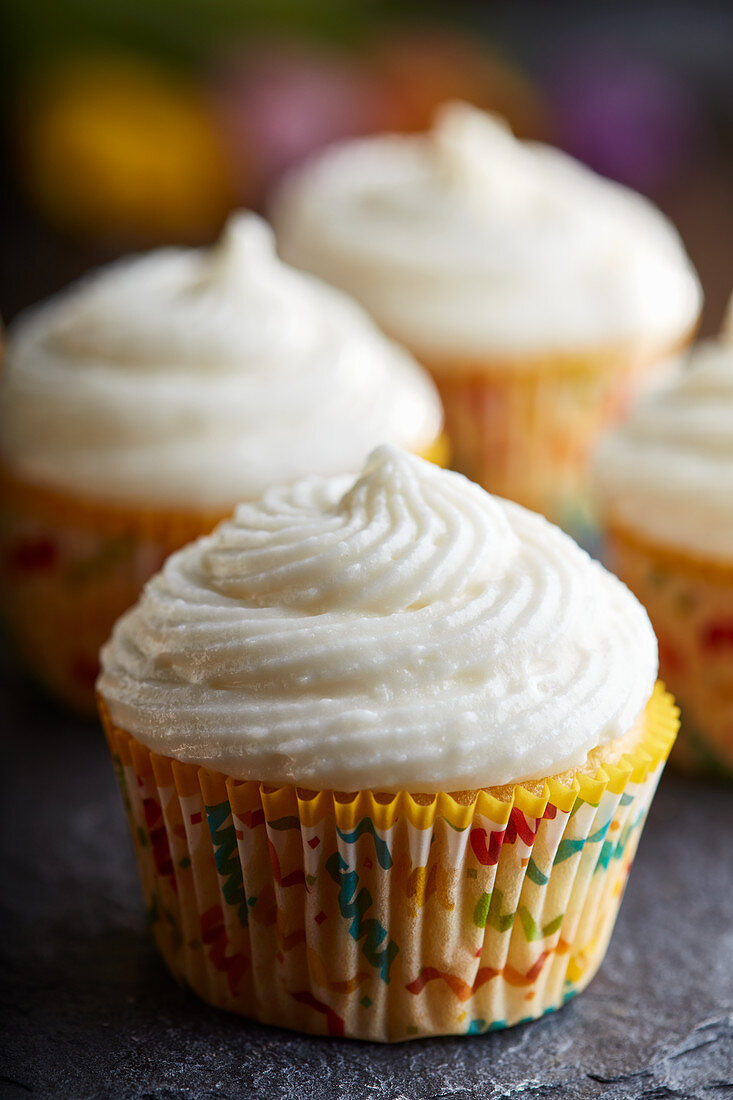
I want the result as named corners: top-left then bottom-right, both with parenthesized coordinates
top-left (1, 659), bottom-right (732, 1100)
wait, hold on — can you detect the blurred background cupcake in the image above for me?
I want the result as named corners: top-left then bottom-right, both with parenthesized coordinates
top-left (98, 447), bottom-right (677, 1039)
top-left (0, 213), bottom-right (443, 712)
top-left (595, 319), bottom-right (733, 777)
top-left (272, 101), bottom-right (702, 543)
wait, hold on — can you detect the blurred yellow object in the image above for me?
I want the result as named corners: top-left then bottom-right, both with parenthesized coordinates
top-left (19, 58), bottom-right (237, 244)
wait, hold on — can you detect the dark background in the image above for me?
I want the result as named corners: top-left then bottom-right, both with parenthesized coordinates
top-left (1, 0), bottom-right (732, 328)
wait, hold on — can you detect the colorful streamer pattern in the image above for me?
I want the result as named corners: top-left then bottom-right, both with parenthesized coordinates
top-left (607, 526), bottom-right (733, 779)
top-left (430, 353), bottom-right (658, 545)
top-left (0, 476), bottom-right (227, 713)
top-left (102, 687), bottom-right (676, 1042)
top-left (0, 515), bottom-right (168, 712)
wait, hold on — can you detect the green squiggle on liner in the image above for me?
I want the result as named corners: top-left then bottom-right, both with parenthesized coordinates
top-left (206, 801), bottom-right (248, 928)
top-left (326, 851), bottom-right (398, 982)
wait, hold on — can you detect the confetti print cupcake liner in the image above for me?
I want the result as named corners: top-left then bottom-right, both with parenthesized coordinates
top-left (424, 345), bottom-right (684, 547)
top-left (0, 471), bottom-right (228, 714)
top-left (100, 684), bottom-right (677, 1041)
top-left (606, 522), bottom-right (733, 779)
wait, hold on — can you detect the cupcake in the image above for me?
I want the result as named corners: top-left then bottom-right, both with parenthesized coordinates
top-left (98, 446), bottom-right (677, 1041)
top-left (272, 101), bottom-right (702, 542)
top-left (595, 333), bottom-right (733, 778)
top-left (0, 214), bottom-right (444, 713)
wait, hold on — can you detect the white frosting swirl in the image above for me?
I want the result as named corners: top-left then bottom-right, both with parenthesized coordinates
top-left (0, 214), bottom-right (442, 506)
top-left (272, 102), bottom-right (702, 359)
top-left (595, 337), bottom-right (733, 561)
top-left (98, 446), bottom-right (657, 792)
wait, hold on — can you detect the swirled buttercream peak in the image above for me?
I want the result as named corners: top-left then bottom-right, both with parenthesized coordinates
top-left (99, 447), bottom-right (658, 791)
top-left (0, 215), bottom-right (442, 505)
top-left (432, 101), bottom-right (540, 208)
top-left (273, 102), bottom-right (702, 357)
top-left (200, 445), bottom-right (517, 614)
top-left (48, 212), bottom-right (317, 367)
top-left (595, 332), bottom-right (733, 559)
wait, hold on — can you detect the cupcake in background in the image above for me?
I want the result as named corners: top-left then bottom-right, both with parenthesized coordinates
top-left (98, 446), bottom-right (677, 1041)
top-left (595, 323), bottom-right (733, 777)
top-left (0, 214), bottom-right (444, 713)
top-left (272, 101), bottom-right (702, 543)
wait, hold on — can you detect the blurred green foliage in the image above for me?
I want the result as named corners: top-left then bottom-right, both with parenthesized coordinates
top-left (1, 0), bottom-right (447, 90)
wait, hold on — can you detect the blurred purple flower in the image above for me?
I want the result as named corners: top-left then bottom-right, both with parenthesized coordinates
top-left (545, 52), bottom-right (706, 193)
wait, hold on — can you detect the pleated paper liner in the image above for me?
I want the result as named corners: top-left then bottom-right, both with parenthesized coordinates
top-left (0, 435), bottom-right (449, 714)
top-left (0, 469), bottom-right (231, 714)
top-left (606, 520), bottom-right (733, 779)
top-left (418, 331), bottom-right (694, 548)
top-left (100, 684), bottom-right (678, 1042)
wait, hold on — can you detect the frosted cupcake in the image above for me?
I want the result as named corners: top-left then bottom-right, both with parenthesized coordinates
top-left (595, 333), bottom-right (733, 777)
top-left (98, 446), bottom-right (677, 1041)
top-left (273, 101), bottom-right (701, 541)
top-left (0, 215), bottom-right (443, 712)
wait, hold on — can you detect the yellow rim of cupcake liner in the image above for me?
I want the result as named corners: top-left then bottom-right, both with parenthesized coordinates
top-left (419, 325), bottom-right (697, 385)
top-left (99, 682), bottom-right (677, 834)
top-left (608, 519), bottom-right (733, 584)
top-left (416, 432), bottom-right (450, 468)
top-left (0, 435), bottom-right (449, 544)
